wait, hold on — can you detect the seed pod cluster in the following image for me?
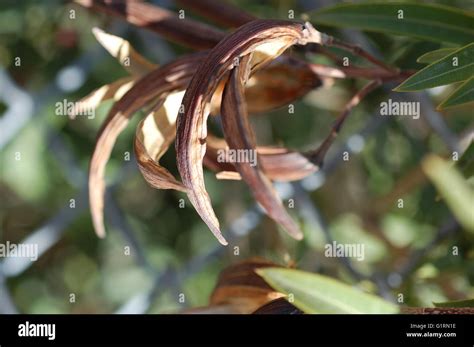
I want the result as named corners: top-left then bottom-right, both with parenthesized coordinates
top-left (176, 20), bottom-right (326, 244)
top-left (83, 19), bottom-right (327, 243)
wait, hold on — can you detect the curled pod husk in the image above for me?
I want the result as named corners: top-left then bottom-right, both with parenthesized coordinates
top-left (204, 135), bottom-right (318, 182)
top-left (221, 54), bottom-right (301, 239)
top-left (209, 258), bottom-right (285, 314)
top-left (69, 28), bottom-right (156, 119)
top-left (176, 19), bottom-right (327, 244)
top-left (134, 91), bottom-right (187, 192)
top-left (89, 53), bottom-right (205, 238)
top-left (244, 56), bottom-right (321, 114)
top-left (89, 51), bottom-right (319, 238)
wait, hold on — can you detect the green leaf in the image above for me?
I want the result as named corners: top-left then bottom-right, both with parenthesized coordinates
top-left (438, 76), bottom-right (474, 109)
top-left (256, 268), bottom-right (399, 314)
top-left (417, 48), bottom-right (457, 64)
top-left (310, 2), bottom-right (474, 45)
top-left (422, 155), bottom-right (474, 233)
top-left (395, 43), bottom-right (474, 91)
top-left (434, 299), bottom-right (474, 307)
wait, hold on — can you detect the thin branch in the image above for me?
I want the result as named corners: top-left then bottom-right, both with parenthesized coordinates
top-left (308, 63), bottom-right (415, 81)
top-left (292, 182), bottom-right (368, 282)
top-left (304, 43), bottom-right (345, 65)
top-left (325, 36), bottom-right (399, 73)
top-left (397, 217), bottom-right (459, 280)
top-left (176, 0), bottom-right (256, 28)
top-left (106, 188), bottom-right (157, 275)
top-left (306, 79), bottom-right (382, 166)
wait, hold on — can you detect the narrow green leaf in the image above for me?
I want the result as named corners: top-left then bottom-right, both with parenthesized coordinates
top-left (422, 155), bottom-right (474, 233)
top-left (256, 268), bottom-right (399, 314)
top-left (395, 43), bottom-right (474, 91)
top-left (438, 76), bottom-right (474, 109)
top-left (417, 48), bottom-right (457, 64)
top-left (310, 2), bottom-right (474, 45)
top-left (434, 299), bottom-right (474, 308)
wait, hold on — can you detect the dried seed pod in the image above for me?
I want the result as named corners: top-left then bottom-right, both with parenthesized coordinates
top-left (68, 76), bottom-right (134, 119)
top-left (88, 52), bottom-right (319, 238)
top-left (176, 0), bottom-right (256, 28)
top-left (77, 1), bottom-right (322, 112)
top-left (244, 56), bottom-right (321, 113)
top-left (69, 28), bottom-right (156, 119)
top-left (89, 53), bottom-right (205, 238)
top-left (210, 56), bottom-right (321, 115)
top-left (253, 297), bottom-right (303, 314)
top-left (92, 27), bottom-right (157, 76)
top-left (134, 91), bottom-right (187, 192)
top-left (75, 0), bottom-right (223, 50)
top-left (176, 19), bottom-right (326, 244)
top-left (204, 135), bottom-right (318, 181)
top-left (221, 54), bottom-right (302, 239)
top-left (209, 258), bottom-right (285, 314)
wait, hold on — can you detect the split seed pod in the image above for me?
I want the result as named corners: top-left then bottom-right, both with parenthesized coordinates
top-left (89, 53), bottom-right (205, 238)
top-left (204, 135), bottom-right (318, 182)
top-left (176, 19), bottom-right (327, 245)
top-left (221, 54), bottom-right (301, 239)
top-left (88, 52), bottom-right (319, 238)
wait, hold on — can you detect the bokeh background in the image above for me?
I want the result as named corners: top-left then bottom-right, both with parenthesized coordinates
top-left (0, 0), bottom-right (472, 313)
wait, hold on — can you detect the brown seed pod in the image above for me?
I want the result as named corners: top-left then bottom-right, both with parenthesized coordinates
top-left (176, 19), bottom-right (327, 244)
top-left (89, 53), bottom-right (205, 238)
top-left (204, 135), bottom-right (318, 182)
top-left (134, 91), bottom-right (188, 193)
top-left (209, 258), bottom-right (285, 314)
top-left (221, 54), bottom-right (301, 239)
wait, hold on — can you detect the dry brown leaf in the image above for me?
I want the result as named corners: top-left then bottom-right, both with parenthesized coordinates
top-left (176, 20), bottom-right (327, 244)
top-left (221, 54), bottom-right (302, 239)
